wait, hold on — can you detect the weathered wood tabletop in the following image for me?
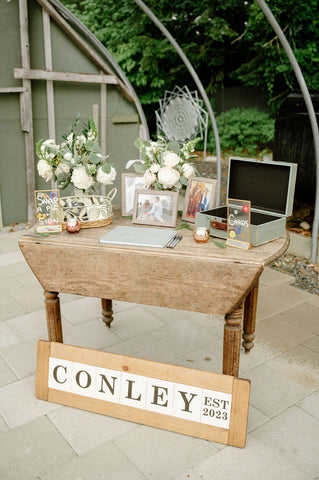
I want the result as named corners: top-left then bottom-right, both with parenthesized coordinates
top-left (18, 208), bottom-right (289, 377)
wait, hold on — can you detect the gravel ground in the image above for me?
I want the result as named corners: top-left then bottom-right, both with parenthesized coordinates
top-left (271, 253), bottom-right (319, 295)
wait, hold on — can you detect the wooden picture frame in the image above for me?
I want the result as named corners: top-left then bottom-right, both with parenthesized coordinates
top-left (133, 189), bottom-right (178, 227)
top-left (182, 176), bottom-right (218, 223)
top-left (121, 173), bottom-right (144, 216)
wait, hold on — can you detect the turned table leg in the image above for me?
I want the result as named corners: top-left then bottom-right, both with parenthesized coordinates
top-left (44, 291), bottom-right (63, 342)
top-left (242, 281), bottom-right (259, 354)
top-left (101, 299), bottom-right (114, 328)
top-left (223, 303), bottom-right (244, 377)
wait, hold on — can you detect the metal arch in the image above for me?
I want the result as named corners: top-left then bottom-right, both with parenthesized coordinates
top-left (135, 0), bottom-right (318, 261)
top-left (256, 0), bottom-right (319, 263)
top-left (48, 0), bottom-right (150, 140)
top-left (133, 0), bottom-right (222, 207)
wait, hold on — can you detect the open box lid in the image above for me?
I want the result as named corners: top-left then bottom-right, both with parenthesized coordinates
top-left (227, 157), bottom-right (297, 217)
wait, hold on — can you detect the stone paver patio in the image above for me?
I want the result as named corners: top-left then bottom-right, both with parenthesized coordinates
top-left (0, 228), bottom-right (318, 479)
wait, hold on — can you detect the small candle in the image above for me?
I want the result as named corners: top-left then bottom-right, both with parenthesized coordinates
top-left (65, 219), bottom-right (81, 233)
top-left (193, 227), bottom-right (210, 243)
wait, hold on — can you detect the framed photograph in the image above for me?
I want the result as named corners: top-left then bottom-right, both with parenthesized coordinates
top-left (133, 189), bottom-right (179, 227)
top-left (182, 176), bottom-right (218, 223)
top-left (122, 173), bottom-right (144, 216)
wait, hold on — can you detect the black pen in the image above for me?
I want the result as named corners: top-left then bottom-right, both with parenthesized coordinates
top-left (167, 235), bottom-right (182, 248)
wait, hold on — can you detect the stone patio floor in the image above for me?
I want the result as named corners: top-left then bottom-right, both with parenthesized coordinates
top-left (0, 228), bottom-right (318, 480)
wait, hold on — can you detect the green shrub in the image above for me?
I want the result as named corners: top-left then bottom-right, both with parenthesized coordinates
top-left (207, 107), bottom-right (275, 157)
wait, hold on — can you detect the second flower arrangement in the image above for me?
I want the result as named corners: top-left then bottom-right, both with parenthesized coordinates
top-left (126, 136), bottom-right (199, 191)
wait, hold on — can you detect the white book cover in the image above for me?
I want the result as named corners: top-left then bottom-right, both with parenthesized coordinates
top-left (99, 226), bottom-right (177, 248)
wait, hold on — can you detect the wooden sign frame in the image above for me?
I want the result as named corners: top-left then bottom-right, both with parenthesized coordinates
top-left (226, 198), bottom-right (252, 250)
top-left (34, 189), bottom-right (62, 233)
top-left (36, 341), bottom-right (250, 448)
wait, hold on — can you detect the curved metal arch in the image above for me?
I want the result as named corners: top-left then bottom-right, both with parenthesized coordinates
top-left (133, 0), bottom-right (222, 207)
top-left (256, 0), bottom-right (319, 262)
top-left (49, 0), bottom-right (150, 139)
top-left (135, 0), bottom-right (318, 261)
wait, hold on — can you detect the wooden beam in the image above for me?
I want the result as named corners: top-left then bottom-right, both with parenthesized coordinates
top-left (19, 0), bottom-right (36, 223)
top-left (14, 68), bottom-right (119, 85)
top-left (42, 9), bottom-right (55, 139)
top-left (35, 0), bottom-right (135, 102)
top-left (42, 8), bottom-right (57, 190)
top-left (0, 87), bottom-right (27, 93)
top-left (100, 83), bottom-right (107, 196)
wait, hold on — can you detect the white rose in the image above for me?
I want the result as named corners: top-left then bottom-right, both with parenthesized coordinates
top-left (56, 163), bottom-right (71, 176)
top-left (181, 163), bottom-right (195, 179)
top-left (37, 159), bottom-right (53, 181)
top-left (150, 164), bottom-right (160, 173)
top-left (143, 169), bottom-right (156, 188)
top-left (157, 166), bottom-right (180, 189)
top-left (162, 151), bottom-right (181, 168)
top-left (63, 152), bottom-right (73, 161)
top-left (71, 165), bottom-right (94, 190)
top-left (96, 166), bottom-right (117, 185)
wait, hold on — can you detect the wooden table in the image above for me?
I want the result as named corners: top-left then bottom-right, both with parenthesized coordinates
top-left (18, 209), bottom-right (289, 377)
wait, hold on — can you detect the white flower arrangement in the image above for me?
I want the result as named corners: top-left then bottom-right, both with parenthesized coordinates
top-left (36, 117), bottom-right (116, 192)
top-left (126, 136), bottom-right (199, 191)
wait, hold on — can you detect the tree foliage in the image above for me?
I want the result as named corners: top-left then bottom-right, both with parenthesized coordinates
top-left (232, 0), bottom-right (319, 110)
top-left (61, 0), bottom-right (319, 115)
top-left (60, 0), bottom-right (249, 105)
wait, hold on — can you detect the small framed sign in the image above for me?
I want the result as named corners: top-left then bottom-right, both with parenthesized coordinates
top-left (36, 340), bottom-right (251, 448)
top-left (34, 190), bottom-right (62, 233)
top-left (226, 199), bottom-right (251, 250)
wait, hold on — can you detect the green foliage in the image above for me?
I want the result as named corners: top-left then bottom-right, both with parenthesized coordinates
top-left (60, 0), bottom-right (319, 117)
top-left (60, 0), bottom-right (249, 105)
top-left (207, 108), bottom-right (275, 157)
top-left (232, 0), bottom-right (319, 111)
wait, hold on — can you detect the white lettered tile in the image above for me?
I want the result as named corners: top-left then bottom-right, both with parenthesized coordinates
top-left (48, 357), bottom-right (73, 393)
top-left (71, 361), bottom-right (96, 398)
top-left (120, 372), bottom-right (147, 409)
top-left (146, 377), bottom-right (174, 415)
top-left (200, 390), bottom-right (232, 429)
top-left (94, 367), bottom-right (121, 403)
top-left (173, 383), bottom-right (202, 422)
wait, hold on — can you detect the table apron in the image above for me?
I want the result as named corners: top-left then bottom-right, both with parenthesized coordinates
top-left (21, 243), bottom-right (263, 315)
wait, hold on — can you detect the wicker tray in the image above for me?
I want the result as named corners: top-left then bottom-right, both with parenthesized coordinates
top-left (61, 188), bottom-right (116, 229)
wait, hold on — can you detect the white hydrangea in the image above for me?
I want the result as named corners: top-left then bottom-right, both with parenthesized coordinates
top-left (143, 169), bottom-right (156, 188)
top-left (181, 163), bottom-right (195, 179)
top-left (96, 166), bottom-right (117, 185)
top-left (56, 162), bottom-right (71, 176)
top-left (37, 159), bottom-right (53, 181)
top-left (40, 139), bottom-right (59, 160)
top-left (158, 166), bottom-right (180, 189)
top-left (71, 165), bottom-right (94, 190)
top-left (162, 151), bottom-right (181, 168)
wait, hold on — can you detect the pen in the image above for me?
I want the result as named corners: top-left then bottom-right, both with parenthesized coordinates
top-left (167, 235), bottom-right (182, 248)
